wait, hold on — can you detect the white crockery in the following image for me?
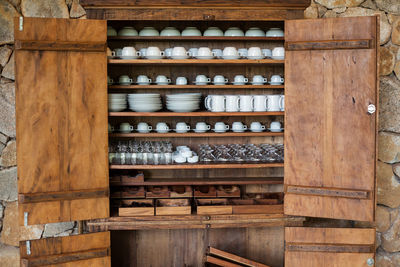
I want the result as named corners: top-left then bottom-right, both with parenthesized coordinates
top-left (253, 95), bottom-right (268, 112)
top-left (245, 27), bottom-right (265, 37)
top-left (156, 122), bottom-right (170, 133)
top-left (225, 95), bottom-right (240, 112)
top-left (213, 75), bottom-right (228, 85)
top-left (239, 95), bottom-right (254, 112)
top-left (121, 47), bottom-right (140, 59)
top-left (119, 122), bottom-right (134, 133)
top-left (205, 95), bottom-right (225, 112)
top-left (187, 155), bottom-right (199, 163)
top-left (137, 122), bottom-right (152, 133)
top-left (171, 47), bottom-right (190, 59)
top-left (160, 27), bottom-right (180, 36)
top-left (272, 47), bottom-right (285, 60)
top-left (139, 27), bottom-right (159, 36)
top-left (270, 121), bottom-right (282, 130)
top-left (196, 47), bottom-right (215, 59)
top-left (204, 27), bottom-right (223, 36)
top-left (280, 95), bottom-right (285, 111)
top-left (238, 48), bottom-right (248, 58)
top-left (118, 26), bottom-right (138, 36)
top-left (233, 75), bottom-right (248, 85)
top-left (214, 122), bottom-right (229, 132)
top-left (139, 48), bottom-right (147, 58)
top-left (119, 75), bottom-right (133, 85)
top-left (107, 26), bottom-right (117, 36)
top-left (195, 75), bottom-right (211, 85)
top-left (136, 75), bottom-right (152, 85)
top-left (262, 49), bottom-right (272, 58)
top-left (250, 122), bottom-right (265, 132)
top-left (222, 47), bottom-right (240, 59)
top-left (155, 75), bottom-right (171, 85)
top-left (270, 75), bottom-right (284, 85)
top-left (252, 75), bottom-right (267, 85)
top-left (175, 122), bottom-right (191, 133)
top-left (232, 121), bottom-right (247, 132)
top-left (194, 122), bottom-right (211, 133)
top-left (224, 27), bottom-right (244, 37)
top-left (266, 28), bottom-right (284, 37)
top-left (164, 48), bottom-right (173, 58)
top-left (212, 49), bottom-right (223, 58)
top-left (182, 27), bottom-right (202, 36)
top-left (247, 47), bottom-right (263, 59)
top-left (188, 48), bottom-right (198, 58)
top-left (146, 46), bottom-right (165, 59)
top-left (175, 77), bottom-right (188, 85)
top-left (266, 95), bottom-right (283, 111)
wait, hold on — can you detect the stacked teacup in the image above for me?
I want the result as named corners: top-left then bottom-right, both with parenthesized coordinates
top-left (108, 94), bottom-right (127, 112)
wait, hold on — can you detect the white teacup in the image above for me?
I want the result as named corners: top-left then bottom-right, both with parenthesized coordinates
top-left (137, 75), bottom-right (152, 85)
top-left (156, 75), bottom-right (171, 85)
top-left (188, 48), bottom-right (198, 58)
top-left (156, 122), bottom-right (169, 133)
top-left (225, 95), bottom-right (240, 112)
top-left (272, 47), bottom-right (285, 59)
top-left (252, 75), bottom-right (267, 85)
top-left (172, 47), bottom-right (190, 59)
top-left (238, 48), bottom-right (248, 58)
top-left (213, 75), bottom-right (228, 85)
top-left (176, 122), bottom-right (190, 133)
top-left (239, 95), bottom-right (254, 112)
top-left (214, 122), bottom-right (229, 132)
top-left (121, 46), bottom-right (140, 58)
top-left (270, 75), bottom-right (284, 85)
top-left (222, 47), bottom-right (240, 59)
top-left (195, 75), bottom-right (211, 85)
top-left (137, 122), bottom-right (152, 133)
top-left (232, 122), bottom-right (247, 132)
top-left (247, 47), bottom-right (263, 59)
top-left (112, 48), bottom-right (123, 58)
top-left (176, 77), bottom-right (188, 85)
top-left (270, 121), bottom-right (282, 130)
top-left (139, 48), bottom-right (147, 58)
top-left (165, 48), bottom-right (173, 58)
top-left (205, 95), bottom-right (225, 112)
top-left (267, 95), bottom-right (283, 111)
top-left (262, 49), bottom-right (272, 58)
top-left (233, 75), bottom-right (248, 85)
top-left (196, 47), bottom-right (215, 59)
top-left (250, 122), bottom-right (265, 132)
top-left (212, 49), bottom-right (223, 58)
top-left (119, 122), bottom-right (134, 132)
top-left (119, 75), bottom-right (133, 85)
top-left (146, 46), bottom-right (165, 59)
top-left (280, 95), bottom-right (285, 111)
top-left (195, 122), bottom-right (211, 133)
top-left (253, 95), bottom-right (268, 112)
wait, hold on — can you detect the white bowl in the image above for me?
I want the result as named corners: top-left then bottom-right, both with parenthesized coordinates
top-left (139, 27), bottom-right (159, 36)
top-left (224, 27), bottom-right (244, 37)
top-left (107, 26), bottom-right (117, 36)
top-left (245, 27), bottom-right (265, 37)
top-left (266, 28), bottom-right (284, 37)
top-left (118, 27), bottom-right (138, 36)
top-left (203, 27), bottom-right (223, 36)
top-left (160, 27), bottom-right (180, 36)
top-left (182, 27), bottom-right (202, 36)
top-left (187, 155), bottom-right (199, 163)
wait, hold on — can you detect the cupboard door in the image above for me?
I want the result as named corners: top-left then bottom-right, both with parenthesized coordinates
top-left (14, 17), bottom-right (109, 225)
top-left (20, 232), bottom-right (111, 266)
top-left (285, 227), bottom-right (375, 267)
top-left (284, 16), bottom-right (378, 221)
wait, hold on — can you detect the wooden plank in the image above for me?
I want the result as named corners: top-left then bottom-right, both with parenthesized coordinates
top-left (108, 111), bottom-right (284, 117)
top-left (108, 36), bottom-right (284, 41)
top-left (197, 206), bottom-right (232, 215)
top-left (15, 40), bottom-right (106, 52)
top-left (109, 163), bottom-right (284, 169)
top-left (108, 59), bottom-right (284, 65)
top-left (14, 17), bottom-right (109, 225)
top-left (18, 189), bottom-right (109, 203)
top-left (119, 207), bottom-right (154, 216)
top-left (205, 255), bottom-right (243, 267)
top-left (208, 247), bottom-right (271, 267)
top-left (232, 204), bottom-right (283, 214)
top-left (285, 252), bottom-right (375, 267)
top-left (285, 244), bottom-right (373, 253)
top-left (286, 39), bottom-right (372, 51)
top-left (156, 206), bottom-right (192, 215)
top-left (286, 186), bottom-right (369, 199)
top-left (109, 84), bottom-right (285, 89)
top-left (284, 16), bottom-right (377, 222)
top-left (109, 132), bottom-right (284, 138)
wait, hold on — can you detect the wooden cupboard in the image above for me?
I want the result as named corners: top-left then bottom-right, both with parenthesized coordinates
top-left (14, 1), bottom-right (378, 266)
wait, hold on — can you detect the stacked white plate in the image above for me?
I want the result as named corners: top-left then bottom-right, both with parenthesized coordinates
top-left (166, 93), bottom-right (201, 112)
top-left (109, 94), bottom-right (127, 112)
top-left (128, 93), bottom-right (162, 112)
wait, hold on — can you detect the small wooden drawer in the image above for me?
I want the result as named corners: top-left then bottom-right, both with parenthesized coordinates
top-left (110, 172), bottom-right (144, 185)
top-left (194, 186), bottom-right (217, 198)
top-left (244, 192), bottom-right (284, 203)
top-left (121, 186), bottom-right (145, 198)
top-left (146, 186), bottom-right (170, 198)
top-left (156, 199), bottom-right (191, 215)
top-left (196, 198), bottom-right (232, 215)
top-left (119, 199), bottom-right (154, 216)
top-left (230, 199), bottom-right (283, 214)
top-left (170, 186), bottom-right (193, 198)
top-left (216, 185), bottom-right (240, 198)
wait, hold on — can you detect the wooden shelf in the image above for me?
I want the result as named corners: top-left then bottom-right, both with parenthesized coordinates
top-left (109, 163), bottom-right (283, 169)
top-left (109, 132), bottom-right (283, 138)
top-left (108, 111), bottom-right (284, 117)
top-left (110, 177), bottom-right (283, 186)
top-left (107, 36), bottom-right (285, 42)
top-left (109, 84), bottom-right (285, 90)
top-left (108, 59), bottom-right (284, 65)
top-left (86, 214), bottom-right (305, 231)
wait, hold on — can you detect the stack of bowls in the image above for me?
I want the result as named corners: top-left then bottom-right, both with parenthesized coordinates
top-left (108, 94), bottom-right (127, 112)
top-left (128, 93), bottom-right (162, 112)
top-left (166, 93), bottom-right (201, 112)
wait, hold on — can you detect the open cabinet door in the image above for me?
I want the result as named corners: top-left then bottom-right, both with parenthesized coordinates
top-left (284, 16), bottom-right (378, 222)
top-left (15, 17), bottom-right (109, 226)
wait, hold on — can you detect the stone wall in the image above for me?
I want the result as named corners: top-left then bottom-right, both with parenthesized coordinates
top-left (0, 0), bottom-right (399, 266)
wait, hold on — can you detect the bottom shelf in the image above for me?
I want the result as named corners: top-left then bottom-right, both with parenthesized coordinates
top-left (85, 213), bottom-right (305, 231)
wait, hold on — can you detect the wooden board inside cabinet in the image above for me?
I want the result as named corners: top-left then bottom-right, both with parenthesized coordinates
top-left (14, 17), bottom-right (109, 225)
top-left (284, 16), bottom-right (378, 222)
top-left (285, 227), bottom-right (375, 267)
top-left (20, 232), bottom-right (111, 267)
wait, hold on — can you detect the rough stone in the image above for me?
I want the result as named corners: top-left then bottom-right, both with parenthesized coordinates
top-left (380, 46), bottom-right (395, 75)
top-left (0, 0), bottom-right (19, 45)
top-left (382, 211), bottom-right (400, 252)
top-left (361, 0), bottom-right (377, 9)
top-left (379, 132), bottom-right (400, 164)
top-left (395, 163), bottom-right (400, 177)
top-left (376, 0), bottom-right (400, 14)
top-left (70, 0), bottom-right (86, 18)
top-left (332, 7), bottom-right (347, 13)
top-left (0, 80), bottom-right (14, 105)
top-left (2, 52), bottom-right (14, 80)
top-left (0, 140), bottom-right (16, 167)
top-left (21, 0), bottom-right (69, 18)
top-left (0, 93), bottom-right (15, 137)
top-left (377, 161), bottom-right (400, 209)
top-left (315, 0), bottom-right (364, 9)
top-left (377, 232), bottom-right (382, 248)
top-left (339, 7), bottom-right (391, 44)
top-left (395, 61), bottom-right (400, 80)
top-left (379, 76), bottom-right (400, 133)
top-left (324, 10), bottom-right (338, 18)
top-left (304, 5), bottom-right (319, 19)
top-left (0, 45), bottom-right (12, 67)
top-left (0, 202), bottom-right (44, 246)
top-left (0, 243), bottom-right (19, 267)
top-left (393, 16), bottom-right (400, 46)
top-left (43, 221), bottom-right (75, 237)
top-left (317, 5), bottom-right (327, 17)
top-left (377, 253), bottom-right (395, 267)
top-left (377, 205), bottom-right (392, 232)
top-left (0, 202), bottom-right (4, 218)
top-left (0, 167), bottom-right (17, 201)
top-left (0, 131), bottom-right (7, 145)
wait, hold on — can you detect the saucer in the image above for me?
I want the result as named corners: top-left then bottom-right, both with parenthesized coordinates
top-left (232, 129), bottom-right (245, 132)
top-left (247, 56), bottom-right (264, 60)
top-left (268, 128), bottom-right (284, 132)
top-left (120, 56), bottom-right (139, 59)
top-left (174, 129), bottom-right (189, 133)
top-left (194, 129), bottom-right (207, 133)
top-left (171, 56), bottom-right (189, 60)
top-left (213, 82), bottom-right (226, 85)
top-left (195, 82), bottom-right (209, 85)
top-left (272, 56), bottom-right (284, 60)
top-left (156, 83), bottom-right (170, 85)
top-left (119, 82), bottom-right (132, 85)
top-left (232, 82), bottom-right (246, 85)
top-left (222, 56), bottom-right (240, 60)
top-left (251, 82), bottom-right (265, 85)
top-left (196, 56), bottom-right (214, 59)
top-left (250, 129), bottom-right (264, 132)
top-left (146, 56), bottom-right (164, 59)
top-left (156, 130), bottom-right (169, 133)
top-left (136, 129), bottom-right (151, 133)
top-left (212, 129), bottom-right (226, 133)
top-left (269, 82), bottom-right (283, 85)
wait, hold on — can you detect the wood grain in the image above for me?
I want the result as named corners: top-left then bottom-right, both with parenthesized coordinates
top-left (108, 36), bottom-right (284, 41)
top-left (284, 16), bottom-right (377, 222)
top-left (15, 18), bottom-right (109, 225)
top-left (109, 84), bottom-right (285, 89)
top-left (208, 247), bottom-right (271, 267)
top-left (286, 39), bottom-right (372, 51)
top-left (15, 40), bottom-right (106, 52)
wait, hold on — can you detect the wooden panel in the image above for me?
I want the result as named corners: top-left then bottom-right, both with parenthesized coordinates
top-left (285, 228), bottom-right (375, 267)
top-left (15, 40), bottom-right (106, 51)
top-left (20, 232), bottom-right (110, 267)
top-left (208, 247), bottom-right (271, 267)
top-left (286, 39), bottom-right (372, 51)
top-left (284, 16), bottom-right (378, 221)
top-left (15, 18), bottom-right (108, 225)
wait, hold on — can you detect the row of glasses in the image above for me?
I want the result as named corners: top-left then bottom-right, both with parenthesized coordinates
top-left (198, 143), bottom-right (283, 163)
top-left (109, 141), bottom-right (173, 165)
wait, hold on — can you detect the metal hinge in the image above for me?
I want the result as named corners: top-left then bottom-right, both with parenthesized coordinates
top-left (24, 212), bottom-right (28, 226)
top-left (19, 16), bottom-right (23, 31)
top-left (26, 241), bottom-right (31, 255)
